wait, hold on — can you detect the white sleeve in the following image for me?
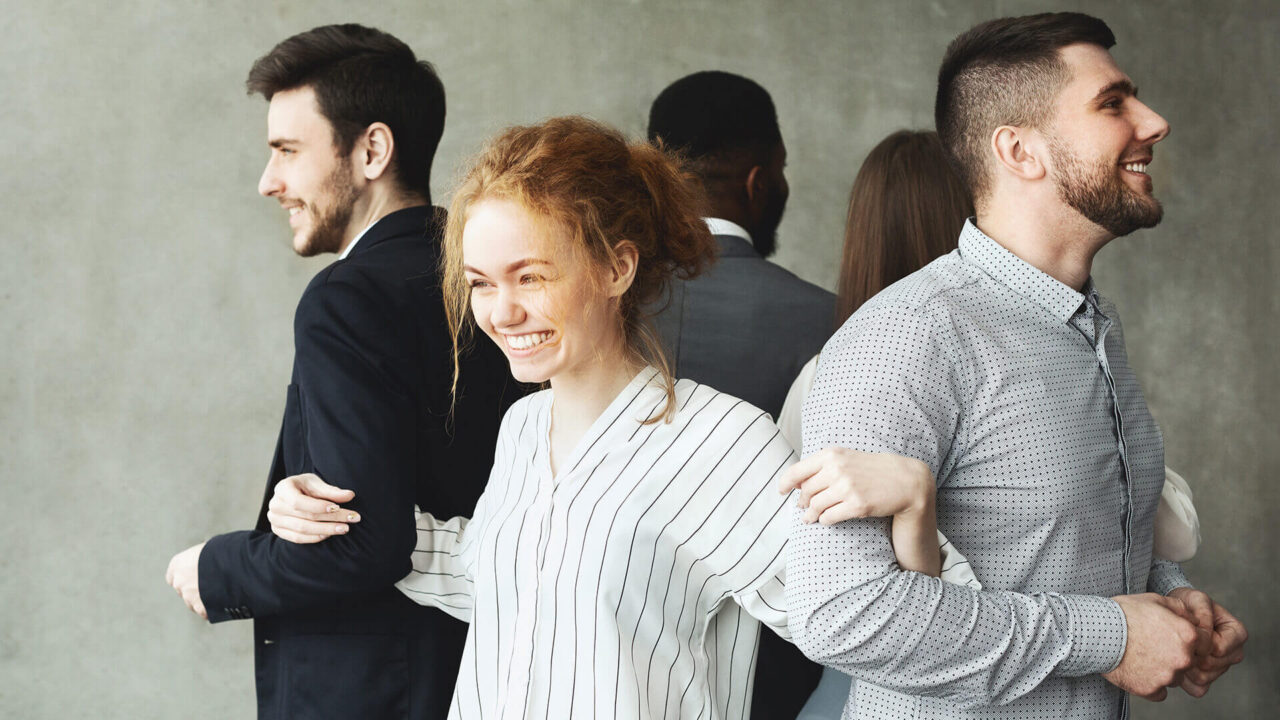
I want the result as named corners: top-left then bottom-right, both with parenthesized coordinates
top-left (938, 530), bottom-right (982, 589)
top-left (1152, 466), bottom-right (1201, 562)
top-left (777, 354), bottom-right (819, 450)
top-left (713, 412), bottom-right (798, 641)
top-left (394, 510), bottom-right (476, 622)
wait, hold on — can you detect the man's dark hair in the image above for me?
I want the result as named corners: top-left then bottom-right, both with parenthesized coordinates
top-left (647, 71), bottom-right (782, 185)
top-left (935, 12), bottom-right (1115, 204)
top-left (247, 24), bottom-right (445, 200)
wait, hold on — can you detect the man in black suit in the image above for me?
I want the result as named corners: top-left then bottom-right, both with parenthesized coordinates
top-left (647, 71), bottom-right (833, 719)
top-left (164, 25), bottom-right (516, 719)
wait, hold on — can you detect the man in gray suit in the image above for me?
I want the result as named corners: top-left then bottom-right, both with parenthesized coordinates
top-left (648, 70), bottom-right (832, 720)
top-left (648, 71), bottom-right (834, 421)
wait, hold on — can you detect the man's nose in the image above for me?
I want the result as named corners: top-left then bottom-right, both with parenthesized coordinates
top-left (258, 160), bottom-right (283, 197)
top-left (1134, 99), bottom-right (1170, 146)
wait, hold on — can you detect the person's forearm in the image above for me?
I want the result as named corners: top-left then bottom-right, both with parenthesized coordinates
top-left (889, 487), bottom-right (941, 577)
top-left (200, 517), bottom-right (417, 622)
top-left (787, 509), bottom-right (1127, 708)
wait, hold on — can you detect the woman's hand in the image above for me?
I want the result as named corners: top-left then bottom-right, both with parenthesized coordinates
top-left (266, 473), bottom-right (360, 544)
top-left (778, 447), bottom-right (934, 525)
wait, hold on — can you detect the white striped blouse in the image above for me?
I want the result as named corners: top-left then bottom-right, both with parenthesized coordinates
top-left (395, 367), bottom-right (795, 719)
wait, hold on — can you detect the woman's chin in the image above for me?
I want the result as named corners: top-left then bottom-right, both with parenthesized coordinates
top-left (507, 361), bottom-right (552, 385)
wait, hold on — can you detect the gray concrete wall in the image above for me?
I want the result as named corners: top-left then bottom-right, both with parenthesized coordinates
top-left (2, 0), bottom-right (1274, 717)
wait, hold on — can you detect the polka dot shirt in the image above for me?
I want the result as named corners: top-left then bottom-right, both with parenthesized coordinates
top-left (786, 220), bottom-right (1190, 719)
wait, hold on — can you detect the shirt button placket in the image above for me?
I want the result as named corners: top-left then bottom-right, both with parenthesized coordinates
top-left (1095, 314), bottom-right (1135, 593)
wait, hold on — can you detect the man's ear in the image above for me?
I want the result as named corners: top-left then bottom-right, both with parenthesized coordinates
top-left (356, 122), bottom-right (395, 181)
top-left (991, 125), bottom-right (1047, 182)
top-left (608, 241), bottom-right (640, 299)
top-left (744, 164), bottom-right (766, 209)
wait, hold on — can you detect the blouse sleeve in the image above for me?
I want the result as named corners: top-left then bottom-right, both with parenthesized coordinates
top-left (938, 531), bottom-right (982, 589)
top-left (394, 512), bottom-right (476, 622)
top-left (777, 354), bottom-right (819, 450)
top-left (392, 402), bottom-right (519, 622)
top-left (711, 409), bottom-right (798, 640)
top-left (1152, 466), bottom-right (1201, 562)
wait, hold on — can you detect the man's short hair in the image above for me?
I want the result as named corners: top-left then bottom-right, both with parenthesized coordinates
top-left (647, 71), bottom-right (781, 179)
top-left (934, 12), bottom-right (1115, 203)
top-left (247, 24), bottom-right (445, 199)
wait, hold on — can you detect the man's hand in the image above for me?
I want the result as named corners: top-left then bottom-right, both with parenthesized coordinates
top-left (777, 447), bottom-right (934, 525)
top-left (1167, 587), bottom-right (1248, 697)
top-left (267, 473), bottom-right (360, 544)
top-left (1103, 593), bottom-right (1199, 701)
top-left (165, 542), bottom-right (208, 619)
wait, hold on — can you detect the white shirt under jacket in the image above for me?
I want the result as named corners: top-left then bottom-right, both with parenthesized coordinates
top-left (395, 367), bottom-right (795, 719)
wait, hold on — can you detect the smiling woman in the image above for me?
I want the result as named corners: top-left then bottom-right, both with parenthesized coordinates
top-left (441, 117), bottom-right (715, 425)
top-left (263, 116), bottom-right (938, 719)
top-left (458, 199), bottom-right (615, 385)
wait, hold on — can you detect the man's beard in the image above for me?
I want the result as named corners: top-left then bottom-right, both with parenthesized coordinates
top-left (296, 157), bottom-right (361, 257)
top-left (1048, 135), bottom-right (1163, 238)
top-left (751, 186), bottom-right (786, 258)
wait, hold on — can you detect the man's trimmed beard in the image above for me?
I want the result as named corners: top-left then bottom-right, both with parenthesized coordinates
top-left (296, 155), bottom-right (361, 257)
top-left (752, 183), bottom-right (786, 258)
top-left (1047, 134), bottom-right (1163, 238)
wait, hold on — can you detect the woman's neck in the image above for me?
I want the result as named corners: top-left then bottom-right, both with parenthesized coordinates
top-left (547, 345), bottom-right (644, 475)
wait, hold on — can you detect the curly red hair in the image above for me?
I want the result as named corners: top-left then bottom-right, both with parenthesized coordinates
top-left (443, 116), bottom-right (716, 421)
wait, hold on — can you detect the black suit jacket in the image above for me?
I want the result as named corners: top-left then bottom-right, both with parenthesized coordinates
top-left (653, 232), bottom-right (834, 719)
top-left (199, 206), bottom-right (520, 719)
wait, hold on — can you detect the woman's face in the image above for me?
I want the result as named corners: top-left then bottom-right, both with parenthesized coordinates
top-left (462, 198), bottom-right (621, 385)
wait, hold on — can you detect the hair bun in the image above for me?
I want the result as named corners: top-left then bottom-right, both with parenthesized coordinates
top-left (626, 141), bottom-right (717, 307)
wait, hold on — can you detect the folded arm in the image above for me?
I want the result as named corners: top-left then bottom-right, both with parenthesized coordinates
top-left (262, 472), bottom-right (481, 623)
top-left (778, 355), bottom-right (944, 580)
top-left (197, 277), bottom-right (424, 622)
top-left (787, 307), bottom-right (1129, 708)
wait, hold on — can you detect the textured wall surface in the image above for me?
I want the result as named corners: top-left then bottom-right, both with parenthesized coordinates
top-left (1, 1), bottom-right (1275, 717)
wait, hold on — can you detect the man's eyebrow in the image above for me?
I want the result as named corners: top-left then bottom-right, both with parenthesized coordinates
top-left (1092, 79), bottom-right (1138, 103)
top-left (268, 138), bottom-right (300, 149)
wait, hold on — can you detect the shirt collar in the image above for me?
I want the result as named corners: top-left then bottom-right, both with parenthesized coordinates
top-left (703, 217), bottom-right (759, 259)
top-left (958, 218), bottom-right (1089, 324)
top-left (704, 217), bottom-right (752, 243)
top-left (337, 220), bottom-right (377, 261)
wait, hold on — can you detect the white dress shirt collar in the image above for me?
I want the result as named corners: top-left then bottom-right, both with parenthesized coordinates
top-left (338, 220), bottom-right (378, 261)
top-left (703, 217), bottom-right (753, 243)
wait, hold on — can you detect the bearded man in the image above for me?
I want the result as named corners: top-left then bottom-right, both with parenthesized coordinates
top-left (785, 12), bottom-right (1246, 719)
top-left (164, 24), bottom-right (517, 719)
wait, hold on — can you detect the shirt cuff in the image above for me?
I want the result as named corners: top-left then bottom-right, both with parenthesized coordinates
top-left (1058, 594), bottom-right (1128, 676)
top-left (1148, 558), bottom-right (1193, 596)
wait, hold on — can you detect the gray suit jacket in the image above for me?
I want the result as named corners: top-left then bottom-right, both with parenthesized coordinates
top-left (654, 234), bottom-right (835, 419)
